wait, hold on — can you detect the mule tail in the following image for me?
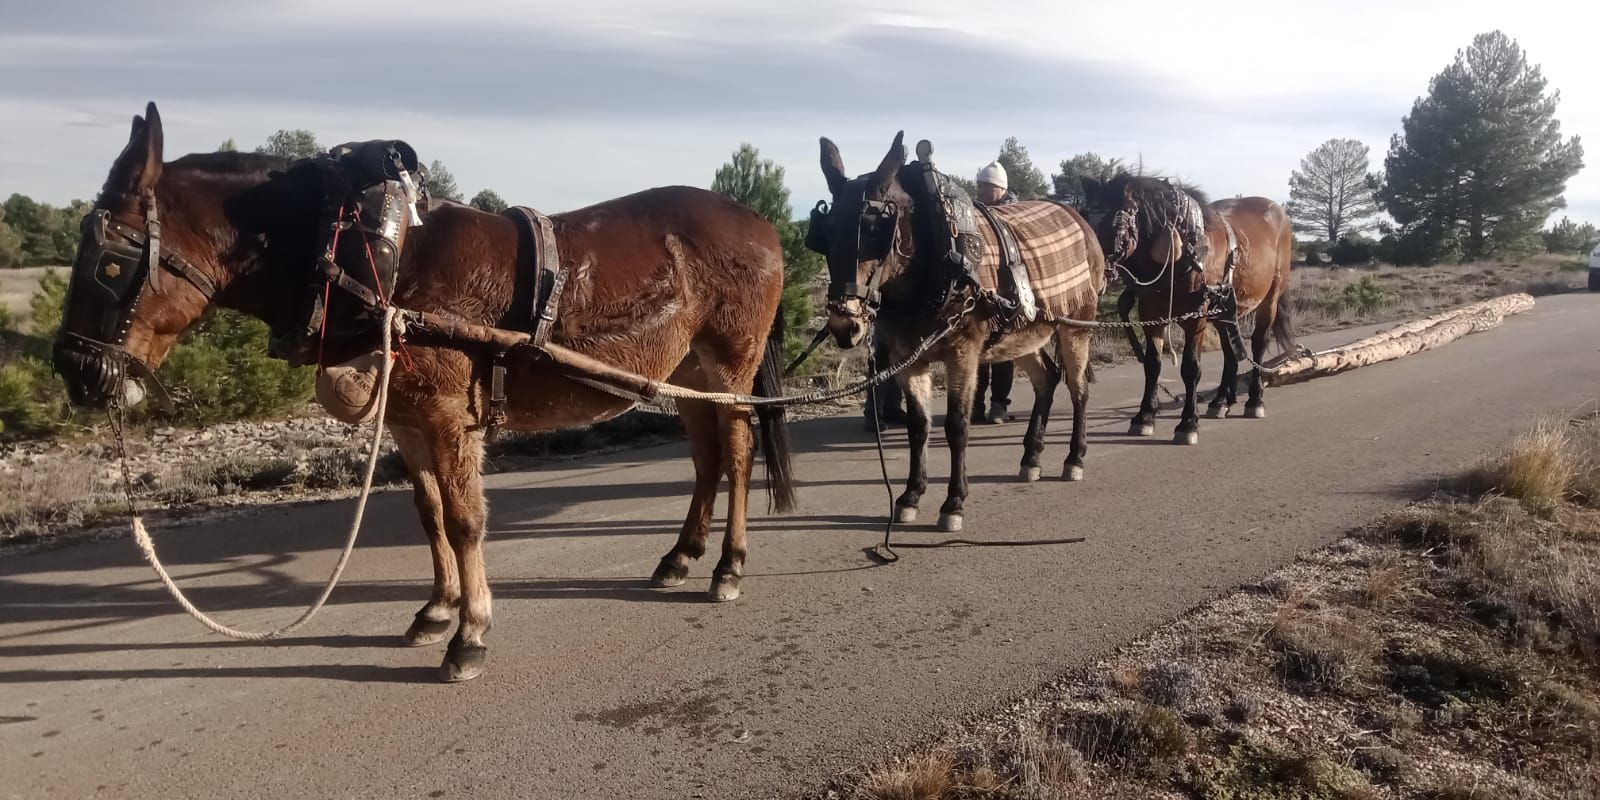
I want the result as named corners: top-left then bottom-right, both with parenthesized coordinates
top-left (754, 308), bottom-right (798, 513)
top-left (1270, 289), bottom-right (1300, 357)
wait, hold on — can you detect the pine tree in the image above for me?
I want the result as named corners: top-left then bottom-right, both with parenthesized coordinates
top-left (710, 143), bottom-right (822, 364)
top-left (1381, 31), bottom-right (1584, 262)
top-left (470, 189), bottom-right (508, 213)
top-left (711, 144), bottom-right (791, 225)
top-left (995, 137), bottom-right (1049, 200)
top-left (1051, 153), bottom-right (1125, 206)
top-left (1543, 216), bottom-right (1599, 254)
top-left (422, 160), bottom-right (463, 203)
top-left (1286, 139), bottom-right (1382, 245)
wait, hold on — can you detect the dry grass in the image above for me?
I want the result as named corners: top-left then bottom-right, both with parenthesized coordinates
top-left (0, 459), bottom-right (109, 540)
top-left (1266, 605), bottom-right (1382, 693)
top-left (829, 416), bottom-right (1600, 800)
top-left (1460, 418), bottom-right (1598, 511)
top-left (1288, 257), bottom-right (1585, 336)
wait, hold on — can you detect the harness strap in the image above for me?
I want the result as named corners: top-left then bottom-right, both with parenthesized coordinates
top-left (105, 217), bottom-right (218, 301)
top-left (486, 352), bottom-right (509, 441)
top-left (503, 206), bottom-right (567, 338)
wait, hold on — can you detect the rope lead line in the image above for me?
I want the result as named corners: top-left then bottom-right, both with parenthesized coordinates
top-left (125, 306), bottom-right (401, 640)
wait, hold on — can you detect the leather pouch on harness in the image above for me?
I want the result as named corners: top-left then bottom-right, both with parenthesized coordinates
top-left (901, 159), bottom-right (983, 315)
top-left (271, 140), bottom-right (423, 364)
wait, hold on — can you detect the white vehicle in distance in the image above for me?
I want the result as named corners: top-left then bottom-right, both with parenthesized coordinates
top-left (1590, 240), bottom-right (1600, 291)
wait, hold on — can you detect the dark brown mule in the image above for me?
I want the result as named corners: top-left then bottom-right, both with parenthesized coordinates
top-left (1081, 174), bottom-right (1296, 444)
top-left (815, 133), bottom-right (1105, 532)
top-left (53, 104), bottom-right (796, 682)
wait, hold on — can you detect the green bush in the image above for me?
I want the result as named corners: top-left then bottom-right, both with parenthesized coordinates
top-left (156, 310), bottom-right (316, 426)
top-left (1329, 236), bottom-right (1378, 266)
top-left (1339, 276), bottom-right (1395, 314)
top-left (0, 271), bottom-right (315, 438)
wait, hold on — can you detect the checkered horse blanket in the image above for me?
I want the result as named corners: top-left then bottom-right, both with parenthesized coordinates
top-left (972, 200), bottom-right (1104, 321)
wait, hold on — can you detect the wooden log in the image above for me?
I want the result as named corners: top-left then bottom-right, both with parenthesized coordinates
top-left (1265, 293), bottom-right (1534, 386)
top-left (399, 309), bottom-right (661, 400)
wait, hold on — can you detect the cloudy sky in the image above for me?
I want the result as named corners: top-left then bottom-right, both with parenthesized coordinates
top-left (2, 0), bottom-right (1595, 226)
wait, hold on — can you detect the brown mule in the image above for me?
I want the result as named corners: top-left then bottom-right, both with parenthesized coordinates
top-left (52, 103), bottom-right (797, 683)
top-left (1081, 175), bottom-right (1296, 445)
top-left (813, 133), bottom-right (1105, 533)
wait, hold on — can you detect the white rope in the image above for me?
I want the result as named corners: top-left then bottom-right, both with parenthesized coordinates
top-left (130, 307), bottom-right (400, 640)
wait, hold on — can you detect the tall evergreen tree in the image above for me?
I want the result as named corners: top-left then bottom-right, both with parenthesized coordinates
top-left (710, 143), bottom-right (822, 363)
top-left (422, 160), bottom-right (463, 203)
top-left (217, 138), bottom-right (237, 152)
top-left (711, 144), bottom-right (792, 224)
top-left (995, 137), bottom-right (1049, 200)
top-left (1381, 31), bottom-right (1584, 262)
top-left (1286, 139), bottom-right (1382, 244)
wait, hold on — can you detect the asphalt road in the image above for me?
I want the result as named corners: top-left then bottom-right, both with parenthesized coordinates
top-left (3, 294), bottom-right (1597, 799)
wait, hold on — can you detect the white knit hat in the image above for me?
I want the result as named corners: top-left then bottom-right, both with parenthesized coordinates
top-left (976, 161), bottom-right (1008, 190)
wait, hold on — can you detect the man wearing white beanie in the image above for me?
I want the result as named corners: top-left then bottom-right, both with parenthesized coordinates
top-left (973, 161), bottom-right (1017, 423)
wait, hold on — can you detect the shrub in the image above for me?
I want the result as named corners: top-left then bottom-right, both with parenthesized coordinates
top-left (156, 310), bottom-right (316, 426)
top-left (1329, 236), bottom-right (1377, 266)
top-left (1338, 276), bottom-right (1395, 314)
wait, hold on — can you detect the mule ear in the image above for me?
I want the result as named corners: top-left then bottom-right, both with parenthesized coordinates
top-left (819, 137), bottom-right (848, 196)
top-left (871, 131), bottom-right (905, 194)
top-left (139, 102), bottom-right (164, 194)
top-left (104, 102), bottom-right (164, 200)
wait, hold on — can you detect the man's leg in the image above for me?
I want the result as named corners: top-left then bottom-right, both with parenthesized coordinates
top-left (971, 363), bottom-right (991, 423)
top-left (986, 360), bottom-right (1015, 424)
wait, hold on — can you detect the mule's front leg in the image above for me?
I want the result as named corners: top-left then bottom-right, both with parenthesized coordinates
top-left (893, 369), bottom-right (934, 523)
top-left (430, 424), bottom-right (493, 683)
top-left (1131, 325), bottom-right (1164, 437)
top-left (709, 404), bottom-right (754, 602)
top-left (937, 355), bottom-right (979, 533)
top-left (1174, 324), bottom-right (1203, 446)
top-left (1207, 334), bottom-right (1240, 419)
top-left (391, 427), bottom-right (458, 647)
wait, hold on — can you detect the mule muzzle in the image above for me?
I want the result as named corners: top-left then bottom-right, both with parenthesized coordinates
top-left (53, 334), bottom-right (146, 409)
top-left (825, 297), bottom-right (871, 349)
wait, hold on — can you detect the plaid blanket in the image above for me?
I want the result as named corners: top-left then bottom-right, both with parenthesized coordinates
top-left (973, 200), bottom-right (1103, 320)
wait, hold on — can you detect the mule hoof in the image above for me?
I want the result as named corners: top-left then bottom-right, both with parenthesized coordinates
top-left (649, 559), bottom-right (690, 588)
top-left (1174, 430), bottom-right (1200, 446)
top-left (894, 505), bottom-right (919, 524)
top-left (401, 615), bottom-right (453, 648)
top-left (439, 643), bottom-right (487, 683)
top-left (1244, 404), bottom-right (1266, 419)
top-left (1131, 423), bottom-right (1155, 437)
top-left (937, 513), bottom-right (963, 533)
top-left (1206, 404), bottom-right (1229, 419)
top-left (708, 574), bottom-right (743, 603)
top-left (1019, 466), bottom-right (1043, 483)
top-left (1063, 464), bottom-right (1085, 482)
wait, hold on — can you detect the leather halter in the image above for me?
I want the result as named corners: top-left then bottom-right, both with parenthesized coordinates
top-left (54, 189), bottom-right (219, 401)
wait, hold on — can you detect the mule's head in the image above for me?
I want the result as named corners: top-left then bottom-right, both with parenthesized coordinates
top-left (1080, 173), bottom-right (1207, 281)
top-left (53, 102), bottom-right (321, 409)
top-left (810, 132), bottom-right (913, 348)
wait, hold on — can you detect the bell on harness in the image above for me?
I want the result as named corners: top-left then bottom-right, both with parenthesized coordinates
top-left (271, 140), bottom-right (424, 364)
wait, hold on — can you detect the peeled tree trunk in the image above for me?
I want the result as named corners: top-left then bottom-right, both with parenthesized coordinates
top-left (1265, 293), bottom-right (1534, 386)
